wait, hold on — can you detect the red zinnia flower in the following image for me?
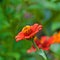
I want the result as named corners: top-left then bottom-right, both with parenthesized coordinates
top-left (27, 36), bottom-right (53, 53)
top-left (39, 36), bottom-right (53, 50)
top-left (15, 24), bottom-right (42, 42)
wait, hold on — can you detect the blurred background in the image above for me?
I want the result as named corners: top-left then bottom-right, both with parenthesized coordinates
top-left (0, 0), bottom-right (60, 60)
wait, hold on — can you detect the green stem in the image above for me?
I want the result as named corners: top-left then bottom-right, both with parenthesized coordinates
top-left (37, 49), bottom-right (47, 60)
top-left (31, 40), bottom-right (47, 60)
top-left (31, 40), bottom-right (39, 51)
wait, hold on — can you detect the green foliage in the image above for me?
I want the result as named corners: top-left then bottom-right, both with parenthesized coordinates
top-left (0, 0), bottom-right (60, 60)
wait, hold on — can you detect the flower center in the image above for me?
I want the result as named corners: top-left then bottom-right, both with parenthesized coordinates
top-left (22, 26), bottom-right (32, 36)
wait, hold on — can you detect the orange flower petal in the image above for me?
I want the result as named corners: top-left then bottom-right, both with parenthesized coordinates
top-left (31, 24), bottom-right (39, 31)
top-left (27, 47), bottom-right (36, 53)
top-left (15, 32), bottom-right (25, 42)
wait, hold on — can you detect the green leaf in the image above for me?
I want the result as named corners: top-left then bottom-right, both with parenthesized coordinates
top-left (7, 52), bottom-right (21, 60)
top-left (50, 44), bottom-right (60, 56)
top-left (5, 6), bottom-right (14, 14)
top-left (0, 56), bottom-right (4, 60)
top-left (51, 22), bottom-right (60, 32)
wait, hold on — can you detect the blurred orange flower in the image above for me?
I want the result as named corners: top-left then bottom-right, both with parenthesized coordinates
top-left (15, 24), bottom-right (42, 42)
top-left (52, 32), bottom-right (60, 43)
top-left (27, 36), bottom-right (53, 53)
